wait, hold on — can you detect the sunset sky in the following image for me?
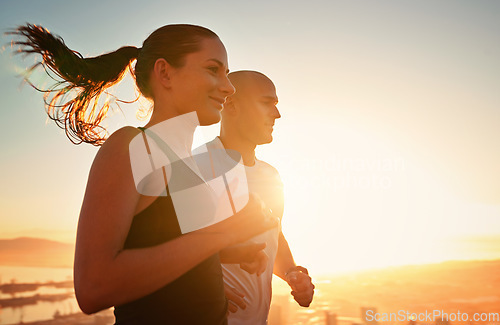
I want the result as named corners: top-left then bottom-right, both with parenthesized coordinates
top-left (0, 0), bottom-right (499, 274)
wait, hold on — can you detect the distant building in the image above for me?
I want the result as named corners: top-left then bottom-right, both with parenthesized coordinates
top-left (326, 311), bottom-right (338, 325)
top-left (270, 295), bottom-right (290, 324)
top-left (269, 304), bottom-right (282, 325)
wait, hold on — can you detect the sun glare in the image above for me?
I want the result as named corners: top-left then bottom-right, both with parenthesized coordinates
top-left (258, 118), bottom-right (500, 274)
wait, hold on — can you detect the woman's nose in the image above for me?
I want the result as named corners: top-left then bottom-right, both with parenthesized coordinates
top-left (221, 75), bottom-right (236, 97)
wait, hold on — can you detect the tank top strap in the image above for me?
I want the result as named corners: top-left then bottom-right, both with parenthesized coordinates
top-left (138, 127), bottom-right (170, 197)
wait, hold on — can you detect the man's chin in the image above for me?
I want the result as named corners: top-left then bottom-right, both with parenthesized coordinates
top-left (257, 135), bottom-right (273, 145)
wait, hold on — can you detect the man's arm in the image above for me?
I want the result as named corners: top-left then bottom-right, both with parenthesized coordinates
top-left (273, 231), bottom-right (296, 280)
top-left (273, 231), bottom-right (315, 307)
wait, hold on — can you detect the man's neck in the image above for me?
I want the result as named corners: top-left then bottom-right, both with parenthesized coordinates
top-left (218, 134), bottom-right (257, 167)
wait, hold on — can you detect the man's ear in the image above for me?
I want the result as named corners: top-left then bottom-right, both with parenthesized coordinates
top-left (152, 58), bottom-right (173, 88)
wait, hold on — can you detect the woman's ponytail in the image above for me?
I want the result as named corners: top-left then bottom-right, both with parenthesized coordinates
top-left (11, 24), bottom-right (139, 145)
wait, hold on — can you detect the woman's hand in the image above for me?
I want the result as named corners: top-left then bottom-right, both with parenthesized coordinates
top-left (219, 242), bottom-right (266, 263)
top-left (219, 242), bottom-right (269, 276)
top-left (240, 249), bottom-right (268, 276)
top-left (208, 193), bottom-right (278, 247)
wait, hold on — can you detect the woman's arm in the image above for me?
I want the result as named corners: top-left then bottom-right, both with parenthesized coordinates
top-left (74, 127), bottom-right (276, 314)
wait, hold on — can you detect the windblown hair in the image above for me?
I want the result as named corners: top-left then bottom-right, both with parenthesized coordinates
top-left (11, 23), bottom-right (218, 145)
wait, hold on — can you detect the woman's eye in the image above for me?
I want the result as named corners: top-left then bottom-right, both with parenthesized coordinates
top-left (208, 66), bottom-right (218, 73)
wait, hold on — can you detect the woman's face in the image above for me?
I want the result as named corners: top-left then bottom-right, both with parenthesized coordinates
top-left (168, 37), bottom-right (235, 126)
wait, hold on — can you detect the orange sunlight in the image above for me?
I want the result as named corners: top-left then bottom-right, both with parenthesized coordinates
top-left (255, 118), bottom-right (500, 274)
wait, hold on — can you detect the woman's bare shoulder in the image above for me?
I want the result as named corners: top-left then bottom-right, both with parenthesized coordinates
top-left (101, 126), bottom-right (142, 151)
top-left (90, 126), bottom-right (143, 176)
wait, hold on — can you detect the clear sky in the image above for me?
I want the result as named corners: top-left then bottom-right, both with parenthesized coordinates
top-left (0, 0), bottom-right (499, 274)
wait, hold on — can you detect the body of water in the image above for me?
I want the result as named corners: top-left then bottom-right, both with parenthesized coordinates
top-left (0, 266), bottom-right (73, 284)
top-left (0, 266), bottom-right (78, 325)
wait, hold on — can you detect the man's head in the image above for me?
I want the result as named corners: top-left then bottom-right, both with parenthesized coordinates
top-left (221, 70), bottom-right (281, 145)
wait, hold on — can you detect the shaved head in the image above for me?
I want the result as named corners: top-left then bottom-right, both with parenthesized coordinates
top-left (227, 71), bottom-right (275, 101)
top-left (220, 70), bottom-right (280, 146)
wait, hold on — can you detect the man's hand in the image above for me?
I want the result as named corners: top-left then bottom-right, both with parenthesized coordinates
top-left (224, 283), bottom-right (246, 314)
top-left (286, 269), bottom-right (315, 307)
top-left (240, 249), bottom-right (268, 276)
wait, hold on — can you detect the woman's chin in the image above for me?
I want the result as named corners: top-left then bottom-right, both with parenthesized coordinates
top-left (198, 110), bottom-right (222, 126)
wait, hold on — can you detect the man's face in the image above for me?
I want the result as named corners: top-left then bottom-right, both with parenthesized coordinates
top-left (233, 77), bottom-right (281, 145)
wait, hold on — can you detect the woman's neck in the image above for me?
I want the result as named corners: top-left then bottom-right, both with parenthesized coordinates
top-left (146, 102), bottom-right (180, 127)
top-left (145, 110), bottom-right (199, 157)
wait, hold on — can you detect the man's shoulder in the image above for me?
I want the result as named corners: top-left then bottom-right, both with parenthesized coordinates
top-left (253, 158), bottom-right (283, 184)
top-left (193, 137), bottom-right (220, 156)
top-left (255, 158), bottom-right (279, 174)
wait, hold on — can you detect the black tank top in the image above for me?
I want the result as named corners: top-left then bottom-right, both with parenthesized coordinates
top-left (113, 128), bottom-right (228, 325)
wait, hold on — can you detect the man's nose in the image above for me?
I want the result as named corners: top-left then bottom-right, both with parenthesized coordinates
top-left (273, 106), bottom-right (281, 119)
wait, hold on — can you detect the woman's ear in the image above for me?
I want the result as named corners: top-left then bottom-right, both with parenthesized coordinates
top-left (152, 58), bottom-right (172, 88)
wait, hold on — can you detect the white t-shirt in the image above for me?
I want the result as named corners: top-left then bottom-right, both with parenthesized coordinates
top-left (194, 137), bottom-right (284, 325)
